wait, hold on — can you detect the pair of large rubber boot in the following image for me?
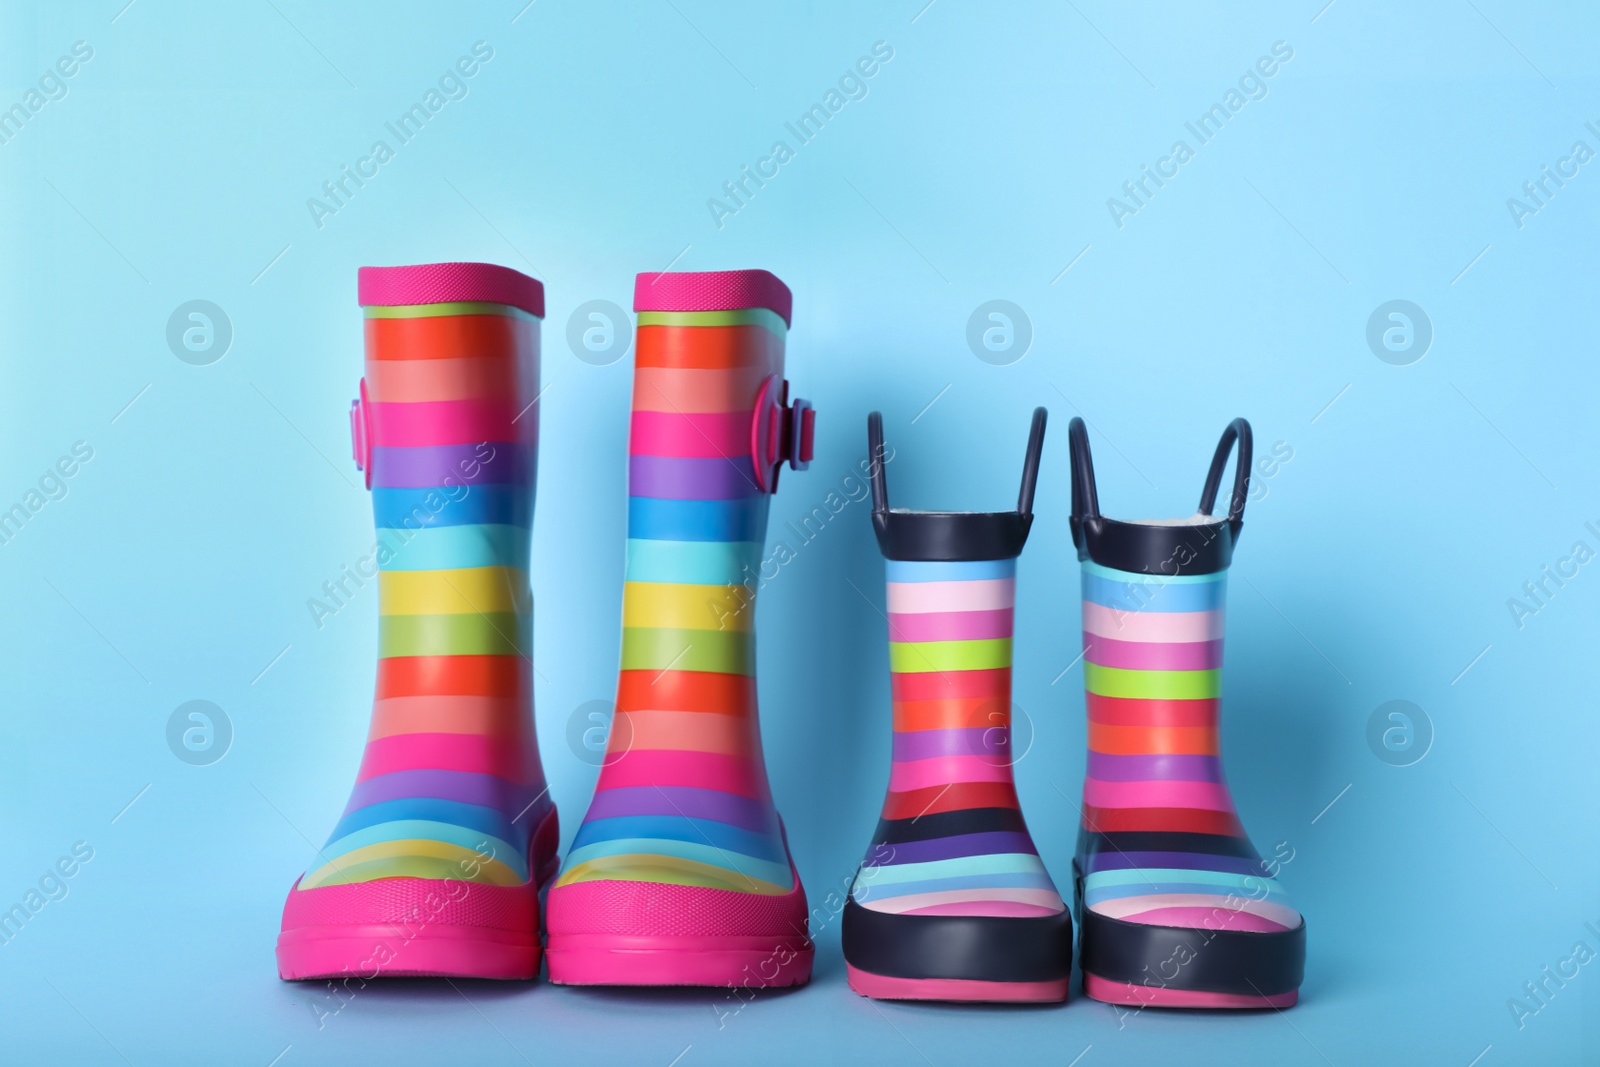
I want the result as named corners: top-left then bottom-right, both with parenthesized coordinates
top-left (276, 263), bottom-right (815, 988)
top-left (840, 410), bottom-right (1306, 1007)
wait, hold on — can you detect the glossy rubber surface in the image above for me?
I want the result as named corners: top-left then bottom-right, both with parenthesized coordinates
top-left (842, 414), bottom-right (1070, 1000)
top-left (544, 270), bottom-right (811, 987)
top-left (278, 263), bottom-right (556, 982)
top-left (1069, 418), bottom-right (1304, 1006)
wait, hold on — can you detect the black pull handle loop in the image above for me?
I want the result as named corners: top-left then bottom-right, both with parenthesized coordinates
top-left (1016, 407), bottom-right (1047, 517)
top-left (1197, 417), bottom-right (1253, 526)
top-left (868, 411), bottom-right (889, 516)
top-left (1067, 416), bottom-right (1099, 530)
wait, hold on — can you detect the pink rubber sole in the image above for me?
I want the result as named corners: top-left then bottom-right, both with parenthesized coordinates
top-left (277, 923), bottom-right (539, 980)
top-left (847, 964), bottom-right (1069, 1003)
top-left (546, 933), bottom-right (813, 988)
top-left (277, 807), bottom-right (559, 982)
top-left (1084, 973), bottom-right (1299, 1009)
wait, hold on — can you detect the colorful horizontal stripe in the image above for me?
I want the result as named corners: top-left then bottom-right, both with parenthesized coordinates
top-left (364, 313), bottom-right (537, 361)
top-left (369, 442), bottom-right (531, 490)
top-left (637, 323), bottom-right (784, 370)
top-left (299, 295), bottom-right (551, 894)
top-left (636, 307), bottom-right (788, 334)
top-left (364, 300), bottom-right (540, 321)
top-left (367, 398), bottom-right (529, 448)
top-left (365, 354), bottom-right (521, 403)
top-left (373, 485), bottom-right (530, 530)
top-left (633, 366), bottom-right (771, 414)
top-left (852, 558), bottom-right (1065, 919)
top-left (554, 291), bottom-right (793, 897)
top-left (1077, 561), bottom-right (1298, 932)
top-left (629, 410), bottom-right (750, 459)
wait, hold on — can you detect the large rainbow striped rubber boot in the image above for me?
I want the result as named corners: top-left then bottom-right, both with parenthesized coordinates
top-left (1067, 416), bottom-right (1306, 1009)
top-left (276, 262), bottom-right (559, 981)
top-left (544, 269), bottom-right (817, 987)
top-left (841, 409), bottom-right (1074, 1003)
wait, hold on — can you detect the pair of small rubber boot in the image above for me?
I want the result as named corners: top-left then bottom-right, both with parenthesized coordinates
top-left (276, 263), bottom-right (816, 989)
top-left (840, 409), bottom-right (1306, 1008)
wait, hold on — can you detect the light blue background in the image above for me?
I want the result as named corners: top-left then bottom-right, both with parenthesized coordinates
top-left (1, 0), bottom-right (1597, 1063)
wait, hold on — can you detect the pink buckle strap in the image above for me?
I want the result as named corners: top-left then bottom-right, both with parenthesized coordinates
top-left (632, 268), bottom-right (793, 327)
top-left (750, 375), bottom-right (815, 493)
top-left (358, 261), bottom-right (545, 318)
top-left (350, 378), bottom-right (373, 489)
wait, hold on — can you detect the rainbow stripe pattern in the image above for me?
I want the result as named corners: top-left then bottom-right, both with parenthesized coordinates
top-left (852, 558), bottom-right (1065, 918)
top-left (1076, 560), bottom-right (1299, 934)
top-left (552, 283), bottom-right (796, 897)
top-left (296, 269), bottom-right (554, 894)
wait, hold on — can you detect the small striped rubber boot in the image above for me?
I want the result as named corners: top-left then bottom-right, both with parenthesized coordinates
top-left (544, 269), bottom-right (817, 988)
top-left (277, 262), bottom-right (558, 981)
top-left (1068, 416), bottom-right (1306, 1009)
top-left (842, 408), bottom-right (1073, 1003)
